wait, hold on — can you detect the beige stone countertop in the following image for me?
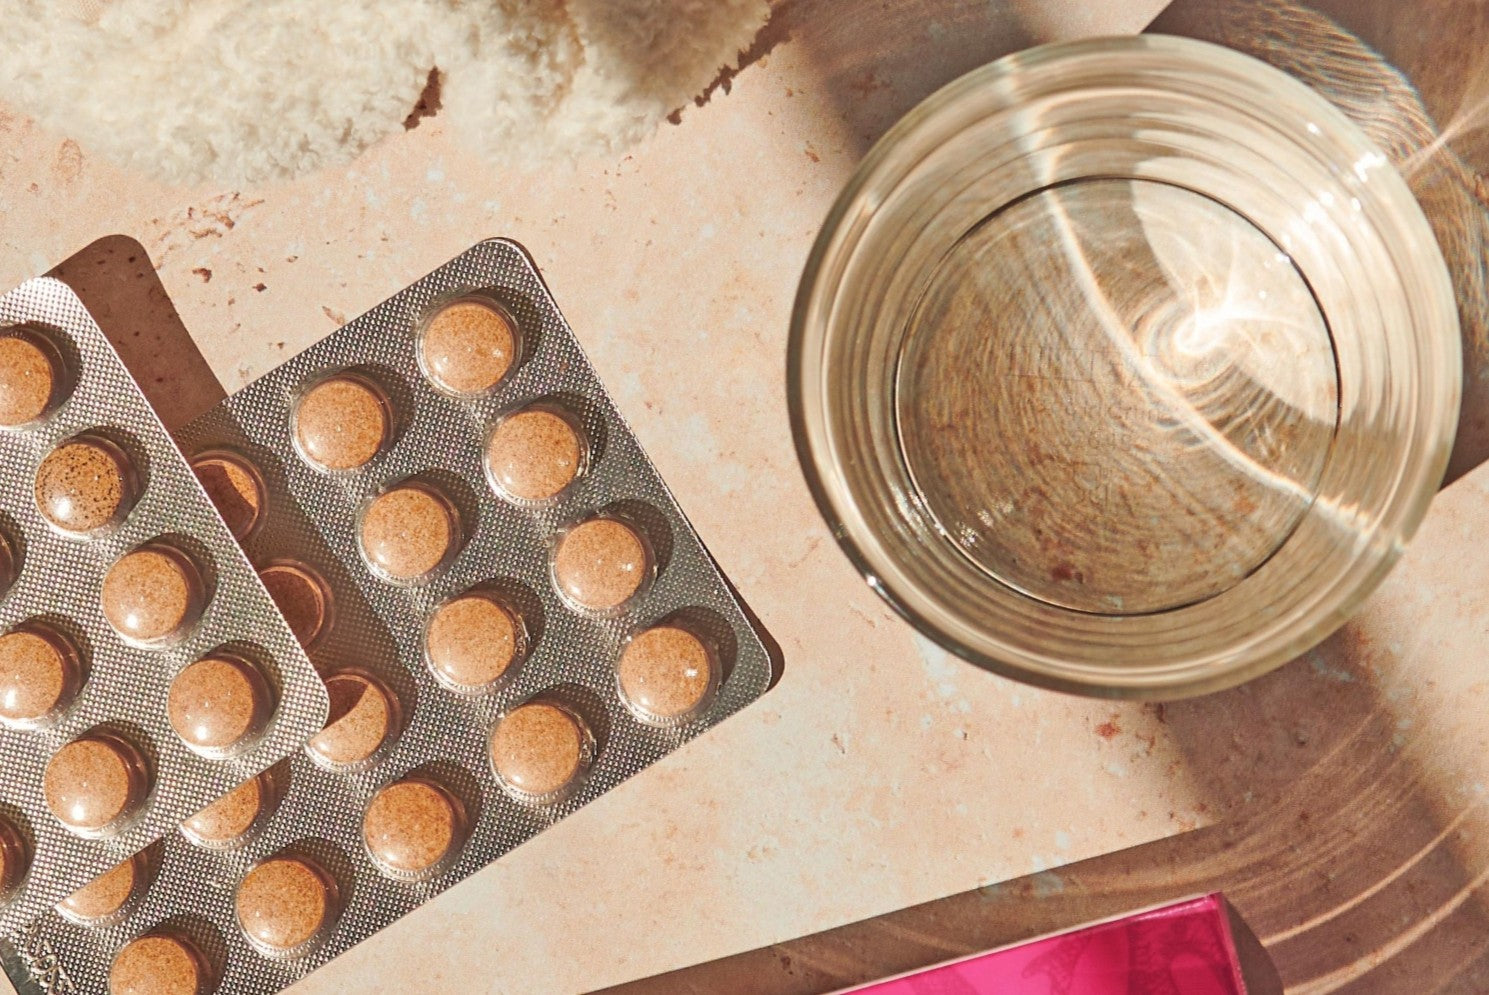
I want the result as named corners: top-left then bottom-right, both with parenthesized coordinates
top-left (9, 1), bottom-right (1404, 993)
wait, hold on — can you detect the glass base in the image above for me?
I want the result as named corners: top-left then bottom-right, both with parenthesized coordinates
top-left (896, 178), bottom-right (1339, 615)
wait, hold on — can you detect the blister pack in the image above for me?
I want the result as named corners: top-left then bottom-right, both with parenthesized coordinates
top-left (4, 241), bottom-right (774, 993)
top-left (0, 278), bottom-right (329, 938)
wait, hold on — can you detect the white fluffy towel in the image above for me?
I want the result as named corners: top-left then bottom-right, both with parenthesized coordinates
top-left (1, 0), bottom-right (768, 183)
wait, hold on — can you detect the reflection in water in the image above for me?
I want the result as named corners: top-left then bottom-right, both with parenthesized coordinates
top-left (1156, 0), bottom-right (1489, 482)
top-left (897, 178), bottom-right (1336, 613)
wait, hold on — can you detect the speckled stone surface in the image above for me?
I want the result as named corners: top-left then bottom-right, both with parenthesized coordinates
top-left (0, 2), bottom-right (1192, 992)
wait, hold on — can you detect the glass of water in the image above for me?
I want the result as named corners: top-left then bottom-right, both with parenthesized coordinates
top-left (790, 35), bottom-right (1460, 698)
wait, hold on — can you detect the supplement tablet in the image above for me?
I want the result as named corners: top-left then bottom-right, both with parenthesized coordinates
top-left (0, 532), bottom-right (14, 598)
top-left (552, 517), bottom-right (652, 613)
top-left (34, 435), bottom-right (137, 536)
top-left (424, 591), bottom-right (523, 694)
top-left (417, 297), bottom-right (518, 396)
top-left (358, 482), bottom-right (458, 583)
top-left (292, 374), bottom-right (389, 472)
top-left (43, 733), bottom-right (149, 837)
top-left (0, 622), bottom-right (81, 729)
top-left (258, 561), bottom-right (331, 650)
top-left (489, 700), bottom-right (592, 803)
top-left (56, 852), bottom-right (145, 926)
top-left (485, 406), bottom-right (585, 503)
top-left (181, 774), bottom-right (269, 850)
top-left (306, 672), bottom-right (397, 771)
top-left (617, 625), bottom-right (717, 725)
top-left (168, 654), bottom-right (271, 756)
top-left (191, 451), bottom-right (266, 541)
top-left (235, 854), bottom-right (337, 958)
top-left (108, 932), bottom-right (208, 995)
top-left (0, 816), bottom-right (26, 903)
top-left (362, 778), bottom-right (466, 880)
top-left (0, 328), bottom-right (60, 428)
top-left (101, 544), bottom-right (205, 646)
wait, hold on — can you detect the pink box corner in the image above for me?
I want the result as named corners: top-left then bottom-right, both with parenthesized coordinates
top-left (839, 894), bottom-right (1250, 994)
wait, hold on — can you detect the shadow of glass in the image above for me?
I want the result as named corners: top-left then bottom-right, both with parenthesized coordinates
top-left (46, 234), bottom-right (225, 431)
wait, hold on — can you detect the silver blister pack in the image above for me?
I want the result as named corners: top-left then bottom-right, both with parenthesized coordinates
top-left (0, 278), bottom-right (329, 936)
top-left (5, 240), bottom-right (774, 993)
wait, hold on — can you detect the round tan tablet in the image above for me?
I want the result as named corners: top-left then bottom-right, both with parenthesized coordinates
top-left (363, 778), bottom-right (465, 879)
top-left (258, 562), bottom-right (331, 649)
top-left (192, 451), bottom-right (265, 540)
top-left (489, 701), bottom-right (590, 802)
top-left (0, 816), bottom-right (27, 901)
top-left (419, 298), bottom-right (517, 395)
top-left (293, 374), bottom-right (389, 472)
top-left (0, 330), bottom-right (59, 428)
top-left (359, 483), bottom-right (457, 583)
top-left (235, 854), bottom-right (336, 957)
top-left (553, 517), bottom-right (651, 612)
top-left (182, 774), bottom-right (267, 849)
top-left (34, 436), bottom-right (135, 536)
top-left (425, 593), bottom-right (521, 693)
top-left (109, 933), bottom-right (207, 995)
top-left (0, 533), bottom-right (13, 598)
top-left (101, 545), bottom-right (203, 645)
top-left (618, 625), bottom-right (717, 724)
top-left (44, 734), bottom-right (147, 836)
top-left (57, 852), bottom-right (144, 925)
top-left (0, 624), bottom-right (81, 728)
top-left (486, 408), bottom-right (585, 503)
top-left (168, 655), bottom-right (270, 755)
top-left (306, 672), bottom-right (396, 771)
